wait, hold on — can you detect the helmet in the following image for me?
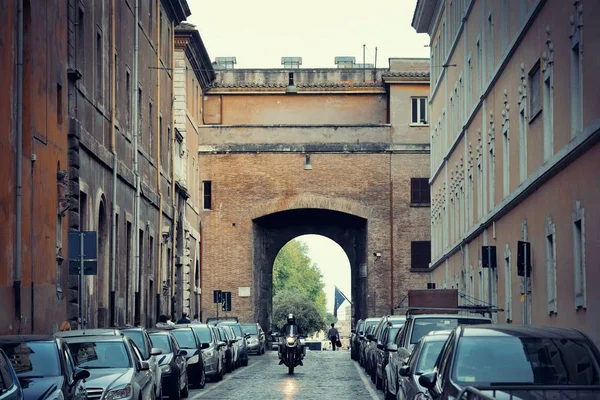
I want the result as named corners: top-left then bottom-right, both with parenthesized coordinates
top-left (287, 314), bottom-right (295, 324)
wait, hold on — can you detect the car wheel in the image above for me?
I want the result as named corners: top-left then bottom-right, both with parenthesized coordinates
top-left (242, 357), bottom-right (248, 367)
top-left (180, 372), bottom-right (189, 398)
top-left (376, 369), bottom-right (383, 390)
top-left (371, 365), bottom-right (377, 384)
top-left (198, 368), bottom-right (206, 389)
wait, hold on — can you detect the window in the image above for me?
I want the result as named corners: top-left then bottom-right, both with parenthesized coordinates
top-left (546, 218), bottom-right (557, 314)
top-left (503, 122), bottom-right (510, 197)
top-left (137, 87), bottom-right (143, 142)
top-left (519, 107), bottom-right (527, 183)
top-left (529, 62), bottom-right (541, 120)
top-left (411, 178), bottom-right (430, 205)
top-left (148, 0), bottom-right (153, 37)
top-left (96, 31), bottom-right (103, 101)
top-left (203, 181), bottom-right (212, 210)
top-left (573, 202), bottom-right (585, 309)
top-left (543, 65), bottom-right (554, 162)
top-left (411, 97), bottom-right (428, 125)
top-left (77, 8), bottom-right (85, 69)
top-left (487, 12), bottom-right (494, 79)
top-left (57, 83), bottom-right (63, 125)
top-left (570, 42), bottom-right (582, 137)
top-left (476, 39), bottom-right (483, 95)
top-left (148, 102), bottom-right (153, 154)
top-left (126, 70), bottom-right (131, 130)
top-left (411, 241), bottom-right (431, 270)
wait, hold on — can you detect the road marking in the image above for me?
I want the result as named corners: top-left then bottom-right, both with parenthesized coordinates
top-left (353, 361), bottom-right (381, 400)
top-left (191, 358), bottom-right (265, 399)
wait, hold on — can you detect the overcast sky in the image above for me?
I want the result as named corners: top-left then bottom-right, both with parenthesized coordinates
top-left (187, 0), bottom-right (428, 313)
top-left (187, 0), bottom-right (429, 69)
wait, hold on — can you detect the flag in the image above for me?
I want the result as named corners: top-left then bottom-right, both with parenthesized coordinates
top-left (333, 286), bottom-right (346, 318)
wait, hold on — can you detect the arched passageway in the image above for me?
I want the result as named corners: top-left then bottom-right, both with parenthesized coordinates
top-left (253, 208), bottom-right (368, 332)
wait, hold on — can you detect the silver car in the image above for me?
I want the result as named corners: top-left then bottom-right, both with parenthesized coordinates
top-left (241, 323), bottom-right (266, 355)
top-left (63, 334), bottom-right (157, 400)
top-left (178, 323), bottom-right (226, 381)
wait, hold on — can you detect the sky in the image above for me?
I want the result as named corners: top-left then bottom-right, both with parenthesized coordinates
top-left (186, 0), bottom-right (429, 311)
top-left (187, 0), bottom-right (430, 69)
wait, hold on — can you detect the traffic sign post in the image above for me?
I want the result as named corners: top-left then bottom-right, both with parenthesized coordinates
top-left (222, 291), bottom-right (231, 312)
top-left (68, 231), bottom-right (97, 329)
top-left (213, 290), bottom-right (222, 320)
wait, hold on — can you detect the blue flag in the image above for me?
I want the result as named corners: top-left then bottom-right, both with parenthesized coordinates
top-left (333, 286), bottom-right (346, 318)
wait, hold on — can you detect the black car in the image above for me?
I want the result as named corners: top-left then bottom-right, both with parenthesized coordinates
top-left (350, 319), bottom-right (365, 361)
top-left (419, 325), bottom-right (600, 400)
top-left (168, 327), bottom-right (208, 389)
top-left (0, 335), bottom-right (89, 400)
top-left (148, 330), bottom-right (189, 399)
top-left (0, 348), bottom-right (23, 400)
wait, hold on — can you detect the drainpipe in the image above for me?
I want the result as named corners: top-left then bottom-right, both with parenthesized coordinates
top-left (170, 22), bottom-right (176, 312)
top-left (389, 152), bottom-right (394, 314)
top-left (156, 0), bottom-right (163, 319)
top-left (132, 0), bottom-right (140, 301)
top-left (14, 0), bottom-right (24, 323)
top-left (110, 0), bottom-right (117, 319)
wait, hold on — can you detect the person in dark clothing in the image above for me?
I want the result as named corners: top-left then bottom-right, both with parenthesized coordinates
top-left (328, 323), bottom-right (340, 351)
top-left (177, 312), bottom-right (191, 324)
top-left (277, 314), bottom-right (305, 364)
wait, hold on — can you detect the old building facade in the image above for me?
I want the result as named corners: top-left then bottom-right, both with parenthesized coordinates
top-left (173, 23), bottom-right (215, 319)
top-left (198, 58), bottom-right (432, 330)
top-left (65, 0), bottom-right (190, 329)
top-left (413, 0), bottom-right (600, 344)
top-left (1, 0), bottom-right (69, 334)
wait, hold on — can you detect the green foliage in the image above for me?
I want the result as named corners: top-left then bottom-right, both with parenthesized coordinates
top-left (324, 313), bottom-right (338, 327)
top-left (272, 289), bottom-right (325, 335)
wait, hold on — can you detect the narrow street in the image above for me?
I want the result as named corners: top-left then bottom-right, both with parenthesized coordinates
top-left (189, 350), bottom-right (383, 400)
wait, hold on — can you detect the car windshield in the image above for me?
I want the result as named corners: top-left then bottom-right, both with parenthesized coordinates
top-left (191, 326), bottom-right (212, 344)
top-left (415, 340), bottom-right (446, 374)
top-left (356, 321), bottom-right (364, 333)
top-left (364, 321), bottom-right (378, 332)
top-left (453, 336), bottom-right (600, 386)
top-left (122, 331), bottom-right (147, 359)
top-left (410, 318), bottom-right (490, 344)
top-left (228, 324), bottom-right (244, 337)
top-left (149, 335), bottom-right (172, 355)
top-left (388, 327), bottom-right (401, 344)
top-left (67, 341), bottom-right (131, 369)
top-left (171, 330), bottom-right (197, 349)
top-left (241, 324), bottom-right (258, 335)
top-left (0, 342), bottom-right (60, 377)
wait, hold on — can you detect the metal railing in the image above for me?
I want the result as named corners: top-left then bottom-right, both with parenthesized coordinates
top-left (403, 306), bottom-right (503, 318)
top-left (457, 385), bottom-right (600, 400)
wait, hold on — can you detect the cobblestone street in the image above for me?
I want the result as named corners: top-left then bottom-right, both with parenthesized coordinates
top-left (189, 350), bottom-right (382, 400)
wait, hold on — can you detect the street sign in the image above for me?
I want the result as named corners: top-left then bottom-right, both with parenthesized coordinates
top-left (68, 231), bottom-right (98, 275)
top-left (221, 291), bottom-right (231, 312)
top-left (517, 241), bottom-right (532, 276)
top-left (213, 290), bottom-right (222, 304)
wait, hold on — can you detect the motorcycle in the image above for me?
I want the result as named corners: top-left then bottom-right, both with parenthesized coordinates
top-left (275, 326), bottom-right (305, 374)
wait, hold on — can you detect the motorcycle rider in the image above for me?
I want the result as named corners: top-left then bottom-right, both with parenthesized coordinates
top-left (278, 314), bottom-right (306, 365)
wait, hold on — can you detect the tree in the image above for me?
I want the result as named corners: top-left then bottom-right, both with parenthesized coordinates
top-left (272, 289), bottom-right (325, 335)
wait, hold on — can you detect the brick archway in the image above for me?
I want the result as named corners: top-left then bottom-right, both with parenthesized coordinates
top-left (252, 208), bottom-right (368, 333)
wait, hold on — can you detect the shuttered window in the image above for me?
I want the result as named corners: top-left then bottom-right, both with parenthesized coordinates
top-left (411, 178), bottom-right (431, 205)
top-left (411, 241), bottom-right (431, 270)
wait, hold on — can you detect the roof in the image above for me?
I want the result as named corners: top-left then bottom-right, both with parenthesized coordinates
top-left (411, 0), bottom-right (440, 34)
top-left (382, 71), bottom-right (430, 78)
top-left (147, 329), bottom-right (173, 335)
top-left (162, 0), bottom-right (191, 25)
top-left (460, 325), bottom-right (590, 340)
top-left (54, 328), bottom-right (122, 338)
top-left (211, 81), bottom-right (384, 89)
top-left (0, 335), bottom-right (56, 342)
top-left (410, 313), bottom-right (491, 320)
top-left (60, 335), bottom-right (125, 343)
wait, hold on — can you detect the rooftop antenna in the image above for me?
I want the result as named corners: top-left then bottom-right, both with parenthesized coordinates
top-left (363, 44), bottom-right (366, 82)
top-left (374, 46), bottom-right (378, 81)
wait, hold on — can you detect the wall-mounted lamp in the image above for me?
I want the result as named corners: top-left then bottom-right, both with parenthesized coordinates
top-left (373, 252), bottom-right (382, 257)
top-left (304, 154), bottom-right (312, 170)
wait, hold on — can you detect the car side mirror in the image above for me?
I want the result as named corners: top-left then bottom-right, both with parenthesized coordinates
top-left (177, 349), bottom-right (188, 357)
top-left (73, 368), bottom-right (90, 381)
top-left (376, 343), bottom-right (384, 350)
top-left (229, 339), bottom-right (236, 345)
top-left (418, 371), bottom-right (437, 390)
top-left (387, 343), bottom-right (398, 352)
top-left (150, 347), bottom-right (162, 356)
top-left (201, 342), bottom-right (210, 350)
top-left (366, 334), bottom-right (374, 341)
top-left (138, 361), bottom-right (150, 371)
top-left (217, 341), bottom-right (226, 348)
top-left (399, 365), bottom-right (410, 377)
top-left (351, 329), bottom-right (356, 334)
top-left (358, 334), bottom-right (364, 339)
top-left (245, 334), bottom-right (251, 338)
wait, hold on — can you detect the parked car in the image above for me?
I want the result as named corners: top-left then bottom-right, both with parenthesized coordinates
top-left (0, 348), bottom-right (24, 400)
top-left (240, 323), bottom-right (266, 355)
top-left (168, 327), bottom-right (207, 389)
top-left (374, 321), bottom-right (404, 391)
top-left (365, 316), bottom-right (405, 378)
top-left (214, 321), bottom-right (249, 366)
top-left (419, 325), bottom-right (600, 399)
top-left (214, 326), bottom-right (234, 373)
top-left (0, 335), bottom-right (89, 400)
top-left (394, 310), bottom-right (492, 367)
top-left (391, 330), bottom-right (450, 400)
top-left (176, 324), bottom-right (226, 381)
top-left (63, 334), bottom-right (155, 400)
top-left (119, 327), bottom-right (163, 399)
top-left (350, 319), bottom-right (365, 361)
top-left (359, 321), bottom-right (378, 367)
top-left (147, 330), bottom-right (189, 399)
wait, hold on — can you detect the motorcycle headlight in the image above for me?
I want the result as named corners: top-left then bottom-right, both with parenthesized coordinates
top-left (188, 354), bottom-right (199, 364)
top-left (160, 364), bottom-right (171, 373)
top-left (286, 337), bottom-right (296, 345)
top-left (105, 384), bottom-right (132, 400)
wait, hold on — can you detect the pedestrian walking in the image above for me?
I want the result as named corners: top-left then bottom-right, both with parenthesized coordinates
top-left (191, 314), bottom-right (201, 323)
top-left (177, 312), bottom-right (191, 324)
top-left (328, 323), bottom-right (340, 351)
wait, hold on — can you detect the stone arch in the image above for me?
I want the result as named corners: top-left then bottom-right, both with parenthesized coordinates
top-left (252, 207), bottom-right (369, 333)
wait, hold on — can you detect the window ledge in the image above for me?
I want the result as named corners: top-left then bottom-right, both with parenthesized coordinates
top-left (410, 268), bottom-right (431, 273)
top-left (410, 203), bottom-right (431, 208)
top-left (409, 123), bottom-right (430, 127)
